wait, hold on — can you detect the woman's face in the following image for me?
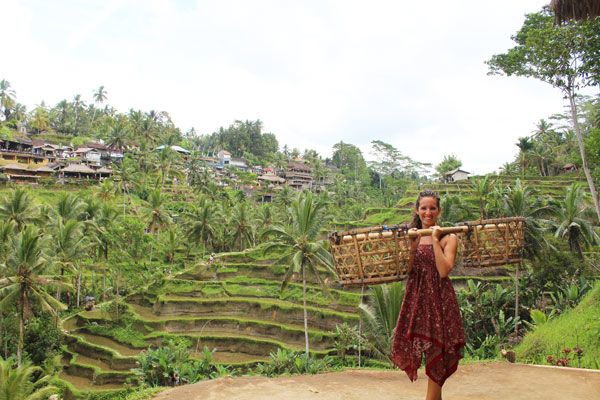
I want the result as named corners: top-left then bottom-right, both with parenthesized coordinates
top-left (417, 196), bottom-right (440, 228)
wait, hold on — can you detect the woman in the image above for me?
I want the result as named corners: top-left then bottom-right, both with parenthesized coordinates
top-left (391, 190), bottom-right (465, 400)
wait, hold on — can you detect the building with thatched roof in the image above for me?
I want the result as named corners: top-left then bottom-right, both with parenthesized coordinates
top-left (0, 136), bottom-right (46, 165)
top-left (551, 0), bottom-right (600, 24)
top-left (286, 160), bottom-right (313, 189)
top-left (0, 163), bottom-right (55, 183)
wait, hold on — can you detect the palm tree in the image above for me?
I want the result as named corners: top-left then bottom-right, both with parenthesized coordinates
top-left (54, 193), bottom-right (85, 222)
top-left (516, 136), bottom-right (534, 177)
top-left (53, 219), bottom-right (88, 307)
top-left (228, 201), bottom-right (255, 251)
top-left (144, 189), bottom-right (172, 263)
top-left (106, 119), bottom-right (130, 150)
top-left (551, 183), bottom-right (599, 258)
top-left (185, 197), bottom-right (220, 255)
top-left (471, 175), bottom-right (495, 220)
top-left (262, 192), bottom-right (335, 357)
top-left (0, 189), bottom-right (38, 231)
top-left (0, 79), bottom-right (16, 121)
top-left (439, 193), bottom-right (474, 226)
top-left (0, 357), bottom-right (58, 399)
top-left (91, 85), bottom-right (108, 125)
top-left (358, 282), bottom-right (405, 360)
top-left (145, 189), bottom-right (172, 235)
top-left (0, 226), bottom-right (68, 366)
top-left (502, 179), bottom-right (550, 258)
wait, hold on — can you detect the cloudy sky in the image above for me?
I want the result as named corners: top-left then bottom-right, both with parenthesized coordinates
top-left (4, 0), bottom-right (568, 174)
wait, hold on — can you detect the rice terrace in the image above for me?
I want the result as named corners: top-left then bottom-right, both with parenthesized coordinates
top-left (1, 1), bottom-right (600, 400)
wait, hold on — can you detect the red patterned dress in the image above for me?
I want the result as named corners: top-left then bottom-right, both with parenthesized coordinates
top-left (391, 244), bottom-right (465, 387)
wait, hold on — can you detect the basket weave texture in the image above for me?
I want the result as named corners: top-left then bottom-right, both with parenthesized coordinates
top-left (328, 217), bottom-right (525, 286)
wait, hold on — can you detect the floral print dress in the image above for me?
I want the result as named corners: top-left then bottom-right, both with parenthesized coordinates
top-left (391, 244), bottom-right (465, 387)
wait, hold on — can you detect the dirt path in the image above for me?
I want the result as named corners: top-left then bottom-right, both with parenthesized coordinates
top-left (153, 362), bottom-right (600, 400)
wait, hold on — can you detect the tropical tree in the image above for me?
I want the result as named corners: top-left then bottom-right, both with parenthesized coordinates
top-left (0, 189), bottom-right (38, 231)
top-left (516, 136), bottom-right (534, 176)
top-left (185, 197), bottom-right (220, 255)
top-left (228, 201), bottom-right (255, 251)
top-left (0, 226), bottom-right (67, 366)
top-left (487, 8), bottom-right (600, 221)
top-left (52, 219), bottom-right (88, 306)
top-left (358, 282), bottom-right (405, 359)
top-left (471, 175), bottom-right (495, 220)
top-left (551, 183), bottom-right (599, 258)
top-left (435, 154), bottom-right (462, 178)
top-left (501, 179), bottom-right (550, 258)
top-left (262, 192), bottom-right (335, 357)
top-left (54, 193), bottom-right (85, 222)
top-left (0, 357), bottom-right (58, 399)
top-left (0, 79), bottom-right (16, 121)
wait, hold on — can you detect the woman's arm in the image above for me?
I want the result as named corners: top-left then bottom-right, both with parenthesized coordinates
top-left (406, 228), bottom-right (420, 274)
top-left (431, 229), bottom-right (458, 278)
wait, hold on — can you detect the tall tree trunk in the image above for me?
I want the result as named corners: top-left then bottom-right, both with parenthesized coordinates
top-left (76, 271), bottom-right (81, 308)
top-left (302, 264), bottom-right (310, 358)
top-left (17, 307), bottom-right (24, 367)
top-left (568, 91), bottom-right (600, 222)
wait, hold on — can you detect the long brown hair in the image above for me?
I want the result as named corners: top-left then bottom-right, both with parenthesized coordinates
top-left (410, 190), bottom-right (441, 229)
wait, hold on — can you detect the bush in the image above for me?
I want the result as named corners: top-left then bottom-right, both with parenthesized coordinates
top-left (254, 349), bottom-right (333, 376)
top-left (133, 340), bottom-right (227, 387)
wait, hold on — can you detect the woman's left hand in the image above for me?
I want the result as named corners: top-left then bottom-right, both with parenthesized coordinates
top-left (431, 225), bottom-right (442, 241)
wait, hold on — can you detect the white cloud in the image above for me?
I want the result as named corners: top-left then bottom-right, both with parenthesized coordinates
top-left (3, 0), bottom-right (568, 174)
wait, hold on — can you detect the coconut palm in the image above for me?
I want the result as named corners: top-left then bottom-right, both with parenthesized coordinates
top-left (471, 175), bottom-right (495, 220)
top-left (358, 282), bottom-right (405, 360)
top-left (0, 357), bottom-right (58, 400)
top-left (0, 189), bottom-right (38, 231)
top-left (145, 189), bottom-right (172, 235)
top-left (551, 183), bottom-right (599, 258)
top-left (54, 193), bottom-right (85, 222)
top-left (439, 193), bottom-right (474, 226)
top-left (53, 219), bottom-right (88, 306)
top-left (516, 136), bottom-right (534, 177)
top-left (228, 201), bottom-right (256, 251)
top-left (0, 226), bottom-right (68, 366)
top-left (0, 221), bottom-right (15, 265)
top-left (262, 192), bottom-right (335, 357)
top-left (502, 179), bottom-right (550, 258)
top-left (185, 197), bottom-right (220, 255)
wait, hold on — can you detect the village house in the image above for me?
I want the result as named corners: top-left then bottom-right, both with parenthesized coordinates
top-left (285, 160), bottom-right (313, 190)
top-left (75, 147), bottom-right (102, 166)
top-left (0, 136), bottom-right (47, 165)
top-left (443, 168), bottom-right (470, 182)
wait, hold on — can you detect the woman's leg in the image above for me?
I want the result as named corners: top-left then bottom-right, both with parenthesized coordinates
top-left (426, 377), bottom-right (442, 400)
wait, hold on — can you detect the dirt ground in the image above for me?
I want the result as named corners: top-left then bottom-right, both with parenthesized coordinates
top-left (152, 362), bottom-right (600, 400)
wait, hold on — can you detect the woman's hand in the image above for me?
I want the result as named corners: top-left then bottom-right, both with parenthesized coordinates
top-left (409, 228), bottom-right (420, 252)
top-left (431, 225), bottom-right (442, 241)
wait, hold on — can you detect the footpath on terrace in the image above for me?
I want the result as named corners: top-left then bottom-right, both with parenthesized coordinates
top-left (152, 362), bottom-right (600, 400)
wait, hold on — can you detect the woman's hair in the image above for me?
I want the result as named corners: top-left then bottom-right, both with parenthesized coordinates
top-left (410, 189), bottom-right (441, 229)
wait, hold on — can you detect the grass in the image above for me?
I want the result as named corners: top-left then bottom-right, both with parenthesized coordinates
top-left (157, 295), bottom-right (360, 321)
top-left (515, 282), bottom-right (600, 369)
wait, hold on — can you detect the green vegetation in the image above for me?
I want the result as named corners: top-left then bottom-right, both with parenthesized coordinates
top-left (0, 5), bottom-right (599, 399)
top-left (516, 283), bottom-right (600, 368)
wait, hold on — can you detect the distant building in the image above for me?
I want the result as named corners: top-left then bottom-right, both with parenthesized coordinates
top-left (75, 148), bottom-right (102, 166)
top-left (444, 168), bottom-right (470, 182)
top-left (217, 150), bottom-right (232, 167)
top-left (286, 160), bottom-right (313, 190)
top-left (156, 145), bottom-right (191, 156)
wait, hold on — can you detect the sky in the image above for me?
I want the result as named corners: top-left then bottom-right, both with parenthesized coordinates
top-left (2, 0), bottom-right (571, 174)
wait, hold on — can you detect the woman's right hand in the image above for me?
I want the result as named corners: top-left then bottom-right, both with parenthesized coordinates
top-left (409, 228), bottom-right (420, 252)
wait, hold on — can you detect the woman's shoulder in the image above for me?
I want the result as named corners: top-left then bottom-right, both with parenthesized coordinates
top-left (441, 233), bottom-right (458, 246)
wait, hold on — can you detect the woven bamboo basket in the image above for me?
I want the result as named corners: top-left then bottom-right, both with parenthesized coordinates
top-left (328, 216), bottom-right (525, 286)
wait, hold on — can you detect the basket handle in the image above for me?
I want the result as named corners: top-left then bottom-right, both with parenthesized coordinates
top-left (407, 226), bottom-right (468, 237)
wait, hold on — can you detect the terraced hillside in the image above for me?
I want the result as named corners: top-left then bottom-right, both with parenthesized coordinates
top-left (360, 174), bottom-right (590, 227)
top-left (58, 248), bottom-right (361, 397)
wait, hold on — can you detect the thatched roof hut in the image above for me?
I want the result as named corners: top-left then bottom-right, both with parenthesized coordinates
top-left (551, 0), bottom-right (600, 24)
